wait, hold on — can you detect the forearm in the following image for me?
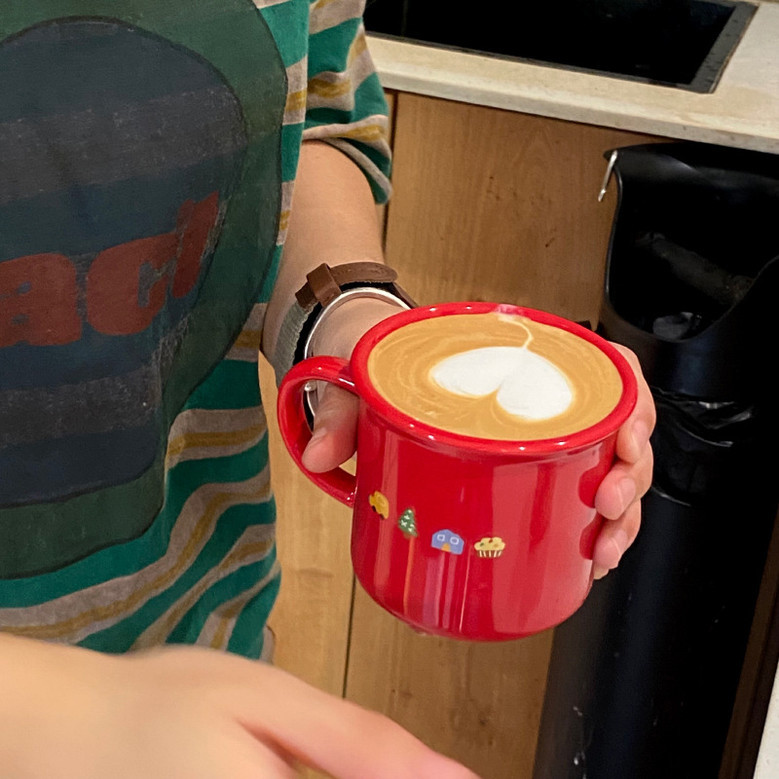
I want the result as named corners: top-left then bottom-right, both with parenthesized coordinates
top-left (263, 140), bottom-right (398, 361)
top-left (0, 634), bottom-right (110, 774)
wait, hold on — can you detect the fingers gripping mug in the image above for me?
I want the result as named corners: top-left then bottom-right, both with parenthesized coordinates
top-left (277, 302), bottom-right (637, 641)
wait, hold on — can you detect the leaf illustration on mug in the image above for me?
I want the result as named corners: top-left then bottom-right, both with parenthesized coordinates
top-left (431, 529), bottom-right (464, 555)
top-left (398, 508), bottom-right (418, 538)
top-left (430, 346), bottom-right (573, 421)
top-left (474, 537), bottom-right (506, 559)
top-left (368, 490), bottom-right (389, 519)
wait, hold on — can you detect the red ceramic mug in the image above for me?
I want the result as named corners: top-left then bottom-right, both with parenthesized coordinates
top-left (277, 302), bottom-right (637, 641)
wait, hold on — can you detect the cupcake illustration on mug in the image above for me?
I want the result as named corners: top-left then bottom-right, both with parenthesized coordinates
top-left (475, 537), bottom-right (506, 558)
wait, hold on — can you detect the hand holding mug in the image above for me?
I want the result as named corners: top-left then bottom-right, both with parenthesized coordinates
top-left (282, 302), bottom-right (651, 639)
top-left (592, 344), bottom-right (655, 578)
top-left (301, 302), bottom-right (654, 576)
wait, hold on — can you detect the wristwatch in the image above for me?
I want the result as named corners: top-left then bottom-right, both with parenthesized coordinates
top-left (270, 262), bottom-right (416, 384)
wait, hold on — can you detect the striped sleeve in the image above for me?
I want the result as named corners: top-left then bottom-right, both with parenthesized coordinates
top-left (305, 0), bottom-right (392, 203)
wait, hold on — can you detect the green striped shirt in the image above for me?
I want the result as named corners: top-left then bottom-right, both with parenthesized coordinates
top-left (0, 0), bottom-right (390, 658)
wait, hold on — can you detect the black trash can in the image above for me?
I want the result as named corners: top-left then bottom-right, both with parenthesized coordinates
top-left (532, 142), bottom-right (779, 779)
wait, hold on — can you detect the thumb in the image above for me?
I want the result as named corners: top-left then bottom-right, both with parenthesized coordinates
top-left (301, 383), bottom-right (359, 473)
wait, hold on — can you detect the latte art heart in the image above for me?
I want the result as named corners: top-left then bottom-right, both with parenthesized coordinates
top-left (430, 346), bottom-right (573, 420)
top-left (366, 312), bottom-right (623, 441)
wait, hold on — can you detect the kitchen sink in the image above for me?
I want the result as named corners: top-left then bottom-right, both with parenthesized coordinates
top-left (363, 0), bottom-right (756, 93)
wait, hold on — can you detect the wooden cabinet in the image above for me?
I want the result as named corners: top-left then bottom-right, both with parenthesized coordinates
top-left (264, 92), bottom-right (664, 778)
top-left (344, 94), bottom-right (658, 778)
top-left (263, 90), bottom-right (779, 779)
top-left (378, 94), bottom-right (657, 323)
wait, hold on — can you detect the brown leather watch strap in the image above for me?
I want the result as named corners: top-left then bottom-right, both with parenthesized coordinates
top-left (271, 262), bottom-right (415, 387)
top-left (295, 262), bottom-right (400, 309)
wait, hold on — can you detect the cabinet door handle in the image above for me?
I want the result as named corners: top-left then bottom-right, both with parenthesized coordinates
top-left (598, 150), bottom-right (619, 202)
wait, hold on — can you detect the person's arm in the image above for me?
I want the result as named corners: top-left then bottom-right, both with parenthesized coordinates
top-left (263, 139), bottom-right (401, 369)
top-left (260, 0), bottom-right (408, 466)
top-left (0, 633), bottom-right (477, 778)
top-left (261, 140), bottom-right (406, 470)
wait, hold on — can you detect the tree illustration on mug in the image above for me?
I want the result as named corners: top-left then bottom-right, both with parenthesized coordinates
top-left (398, 508), bottom-right (418, 538)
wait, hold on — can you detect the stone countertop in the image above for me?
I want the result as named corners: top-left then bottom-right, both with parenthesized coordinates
top-left (755, 664), bottom-right (779, 778)
top-left (368, 1), bottom-right (779, 154)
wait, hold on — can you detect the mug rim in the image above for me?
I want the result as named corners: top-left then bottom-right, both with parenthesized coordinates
top-left (350, 301), bottom-right (639, 457)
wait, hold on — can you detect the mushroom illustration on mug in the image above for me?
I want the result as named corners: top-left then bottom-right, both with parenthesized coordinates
top-left (431, 529), bottom-right (465, 555)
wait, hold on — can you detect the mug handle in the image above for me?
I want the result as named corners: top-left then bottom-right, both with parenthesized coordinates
top-left (276, 356), bottom-right (358, 507)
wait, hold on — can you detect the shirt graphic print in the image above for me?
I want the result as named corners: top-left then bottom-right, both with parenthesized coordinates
top-left (0, 0), bottom-right (287, 578)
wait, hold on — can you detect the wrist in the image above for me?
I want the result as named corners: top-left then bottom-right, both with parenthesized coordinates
top-left (267, 262), bottom-right (415, 385)
top-left (309, 295), bottom-right (405, 359)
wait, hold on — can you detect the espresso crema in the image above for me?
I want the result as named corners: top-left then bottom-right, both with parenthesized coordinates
top-left (367, 312), bottom-right (623, 441)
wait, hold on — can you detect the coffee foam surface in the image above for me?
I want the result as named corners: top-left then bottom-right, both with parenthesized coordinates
top-left (367, 312), bottom-right (623, 441)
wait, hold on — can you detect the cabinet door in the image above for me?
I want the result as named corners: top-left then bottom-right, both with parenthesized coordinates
top-left (379, 94), bottom-right (659, 319)
top-left (344, 92), bottom-right (658, 779)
